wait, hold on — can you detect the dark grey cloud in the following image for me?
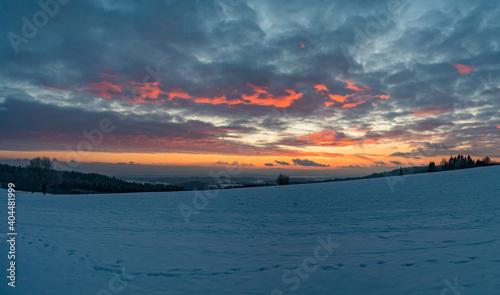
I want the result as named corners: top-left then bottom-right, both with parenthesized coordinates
top-left (337, 165), bottom-right (363, 168)
top-left (275, 160), bottom-right (290, 166)
top-left (292, 159), bottom-right (330, 167)
top-left (0, 96), bottom-right (249, 153)
top-left (389, 151), bottom-right (416, 158)
top-left (264, 163), bottom-right (274, 166)
top-left (214, 161), bottom-right (253, 166)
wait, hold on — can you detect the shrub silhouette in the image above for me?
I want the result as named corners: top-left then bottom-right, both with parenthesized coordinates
top-left (276, 173), bottom-right (290, 185)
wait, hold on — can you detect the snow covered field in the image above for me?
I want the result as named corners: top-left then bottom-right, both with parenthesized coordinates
top-left (1, 166), bottom-right (500, 294)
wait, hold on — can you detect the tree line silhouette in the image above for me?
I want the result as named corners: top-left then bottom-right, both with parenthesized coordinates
top-left (429, 154), bottom-right (495, 172)
top-left (0, 157), bottom-right (183, 194)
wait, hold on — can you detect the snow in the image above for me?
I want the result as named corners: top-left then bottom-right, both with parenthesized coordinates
top-left (1, 166), bottom-right (500, 294)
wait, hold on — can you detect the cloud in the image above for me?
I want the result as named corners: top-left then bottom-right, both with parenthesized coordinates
top-left (372, 161), bottom-right (388, 167)
top-left (337, 165), bottom-right (363, 168)
top-left (452, 63), bottom-right (476, 75)
top-left (291, 130), bottom-right (379, 147)
top-left (410, 108), bottom-right (454, 117)
top-left (264, 163), bottom-right (275, 166)
top-left (215, 161), bottom-right (253, 167)
top-left (318, 79), bottom-right (389, 108)
top-left (389, 144), bottom-right (459, 159)
top-left (389, 152), bottom-right (417, 158)
top-left (389, 161), bottom-right (403, 166)
top-left (215, 161), bottom-right (239, 166)
top-left (408, 119), bottom-right (453, 132)
top-left (275, 160), bottom-right (290, 166)
top-left (292, 159), bottom-right (330, 167)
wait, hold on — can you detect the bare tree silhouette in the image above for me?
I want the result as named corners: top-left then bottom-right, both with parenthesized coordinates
top-left (276, 173), bottom-right (290, 185)
top-left (28, 157), bottom-right (55, 195)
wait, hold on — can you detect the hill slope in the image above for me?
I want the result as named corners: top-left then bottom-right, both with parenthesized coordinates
top-left (1, 166), bottom-right (499, 294)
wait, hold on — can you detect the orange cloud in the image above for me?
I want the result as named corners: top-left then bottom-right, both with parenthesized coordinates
top-left (342, 101), bottom-right (366, 108)
top-left (167, 88), bottom-right (191, 100)
top-left (191, 94), bottom-right (241, 105)
top-left (300, 42), bottom-right (306, 48)
top-left (86, 74), bottom-right (299, 107)
top-left (87, 77), bottom-right (170, 103)
top-left (453, 63), bottom-right (476, 75)
top-left (345, 80), bottom-right (371, 92)
top-left (410, 108), bottom-right (454, 117)
top-left (241, 84), bottom-right (302, 107)
top-left (128, 81), bottom-right (167, 102)
top-left (314, 84), bottom-right (328, 92)
top-left (164, 84), bottom-right (302, 107)
top-left (321, 79), bottom-right (389, 107)
top-left (329, 94), bottom-right (349, 103)
top-left (87, 81), bottom-right (122, 99)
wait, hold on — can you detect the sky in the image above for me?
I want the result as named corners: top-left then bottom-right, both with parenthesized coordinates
top-left (1, 0), bottom-right (499, 177)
